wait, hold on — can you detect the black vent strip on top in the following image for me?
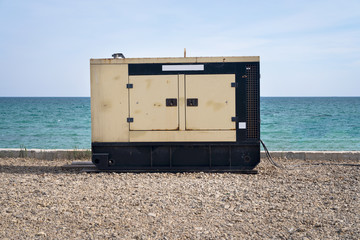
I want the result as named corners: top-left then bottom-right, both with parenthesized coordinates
top-left (246, 65), bottom-right (259, 139)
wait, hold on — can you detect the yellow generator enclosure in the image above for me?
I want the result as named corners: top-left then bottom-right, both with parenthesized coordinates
top-left (91, 55), bottom-right (260, 171)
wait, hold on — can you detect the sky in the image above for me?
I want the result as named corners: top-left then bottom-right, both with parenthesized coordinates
top-left (0, 0), bottom-right (359, 97)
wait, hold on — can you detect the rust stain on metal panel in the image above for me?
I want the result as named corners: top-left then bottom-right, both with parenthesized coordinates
top-left (102, 59), bottom-right (112, 64)
top-left (206, 100), bottom-right (225, 111)
top-left (102, 102), bottom-right (111, 109)
top-left (146, 79), bottom-right (152, 89)
top-left (153, 102), bottom-right (162, 107)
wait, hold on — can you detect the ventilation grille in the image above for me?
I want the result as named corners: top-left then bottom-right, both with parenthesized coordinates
top-left (246, 65), bottom-right (259, 139)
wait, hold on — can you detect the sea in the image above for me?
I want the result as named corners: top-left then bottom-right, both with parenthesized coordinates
top-left (0, 97), bottom-right (359, 151)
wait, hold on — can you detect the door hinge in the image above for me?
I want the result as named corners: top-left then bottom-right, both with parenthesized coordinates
top-left (231, 117), bottom-right (238, 122)
top-left (126, 83), bottom-right (133, 89)
top-left (127, 117), bottom-right (133, 123)
top-left (231, 82), bottom-right (238, 87)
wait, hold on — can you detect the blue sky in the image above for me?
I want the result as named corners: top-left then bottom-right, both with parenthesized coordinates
top-left (0, 0), bottom-right (359, 96)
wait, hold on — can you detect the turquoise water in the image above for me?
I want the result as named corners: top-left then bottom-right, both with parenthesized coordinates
top-left (261, 97), bottom-right (360, 150)
top-left (0, 97), bottom-right (359, 150)
top-left (0, 97), bottom-right (90, 149)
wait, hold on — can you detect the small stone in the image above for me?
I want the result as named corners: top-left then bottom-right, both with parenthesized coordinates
top-left (148, 213), bottom-right (156, 217)
top-left (314, 223), bottom-right (322, 228)
top-left (35, 232), bottom-right (46, 237)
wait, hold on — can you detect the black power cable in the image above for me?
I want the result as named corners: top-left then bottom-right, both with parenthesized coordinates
top-left (260, 139), bottom-right (285, 169)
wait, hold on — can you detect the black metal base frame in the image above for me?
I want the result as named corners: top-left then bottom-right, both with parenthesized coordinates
top-left (92, 143), bottom-right (260, 171)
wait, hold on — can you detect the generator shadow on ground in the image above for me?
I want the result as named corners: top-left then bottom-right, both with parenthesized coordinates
top-left (0, 164), bottom-right (262, 174)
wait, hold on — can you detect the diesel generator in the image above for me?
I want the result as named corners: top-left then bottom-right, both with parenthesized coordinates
top-left (90, 55), bottom-right (260, 171)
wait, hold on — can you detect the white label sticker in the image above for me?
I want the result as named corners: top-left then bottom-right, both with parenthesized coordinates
top-left (238, 122), bottom-right (246, 129)
top-left (162, 64), bottom-right (204, 71)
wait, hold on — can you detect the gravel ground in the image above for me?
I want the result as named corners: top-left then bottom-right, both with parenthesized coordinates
top-left (0, 158), bottom-right (359, 239)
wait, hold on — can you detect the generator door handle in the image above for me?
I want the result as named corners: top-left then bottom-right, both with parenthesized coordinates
top-left (187, 98), bottom-right (198, 107)
top-left (166, 98), bottom-right (177, 107)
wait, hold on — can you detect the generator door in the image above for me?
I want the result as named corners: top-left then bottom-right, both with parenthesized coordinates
top-left (185, 74), bottom-right (236, 130)
top-left (129, 75), bottom-right (179, 130)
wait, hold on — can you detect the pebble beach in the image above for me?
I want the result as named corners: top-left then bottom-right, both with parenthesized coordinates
top-left (0, 157), bottom-right (359, 239)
